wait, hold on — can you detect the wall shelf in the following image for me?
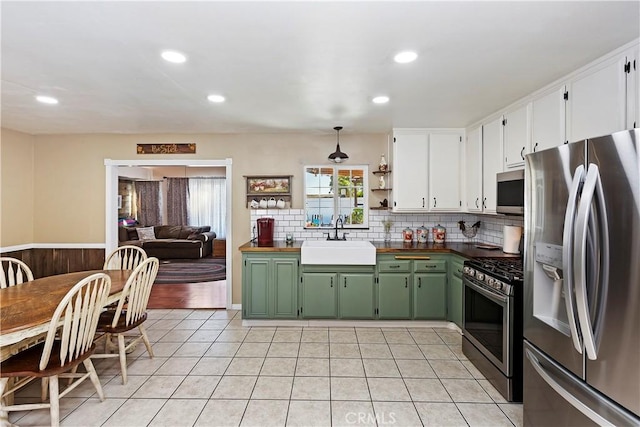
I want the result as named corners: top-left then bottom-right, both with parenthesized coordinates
top-left (372, 170), bottom-right (392, 175)
top-left (244, 175), bottom-right (292, 208)
top-left (371, 188), bottom-right (392, 192)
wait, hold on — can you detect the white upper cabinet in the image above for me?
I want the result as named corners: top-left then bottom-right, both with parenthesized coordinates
top-left (531, 85), bottom-right (567, 153)
top-left (465, 126), bottom-right (483, 212)
top-left (429, 132), bottom-right (462, 211)
top-left (482, 118), bottom-right (502, 214)
top-left (567, 54), bottom-right (627, 142)
top-left (392, 130), bottom-right (429, 212)
top-left (392, 129), bottom-right (462, 212)
top-left (626, 46), bottom-right (639, 129)
top-left (503, 103), bottom-right (531, 170)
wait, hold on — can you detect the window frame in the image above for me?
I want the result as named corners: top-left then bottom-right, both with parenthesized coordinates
top-left (303, 164), bottom-right (369, 230)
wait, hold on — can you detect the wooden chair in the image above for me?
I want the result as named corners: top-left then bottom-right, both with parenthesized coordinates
top-left (92, 257), bottom-right (159, 384)
top-left (103, 245), bottom-right (147, 270)
top-left (0, 257), bottom-right (34, 288)
top-left (0, 273), bottom-right (111, 427)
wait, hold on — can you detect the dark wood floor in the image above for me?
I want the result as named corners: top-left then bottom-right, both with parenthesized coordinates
top-left (148, 280), bottom-right (227, 309)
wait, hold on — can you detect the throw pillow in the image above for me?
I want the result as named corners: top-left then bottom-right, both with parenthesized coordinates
top-left (136, 226), bottom-right (156, 240)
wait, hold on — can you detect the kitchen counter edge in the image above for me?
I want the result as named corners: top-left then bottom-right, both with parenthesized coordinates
top-left (238, 241), bottom-right (520, 259)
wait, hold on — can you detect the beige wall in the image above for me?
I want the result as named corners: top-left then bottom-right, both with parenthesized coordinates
top-left (10, 131), bottom-right (387, 303)
top-left (1, 128), bottom-right (35, 246)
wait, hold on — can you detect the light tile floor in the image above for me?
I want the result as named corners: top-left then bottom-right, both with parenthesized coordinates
top-left (9, 309), bottom-right (523, 426)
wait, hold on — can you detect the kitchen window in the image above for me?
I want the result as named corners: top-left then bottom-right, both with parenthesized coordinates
top-left (304, 165), bottom-right (369, 229)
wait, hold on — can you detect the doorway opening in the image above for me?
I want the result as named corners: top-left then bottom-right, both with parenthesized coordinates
top-left (105, 159), bottom-right (233, 310)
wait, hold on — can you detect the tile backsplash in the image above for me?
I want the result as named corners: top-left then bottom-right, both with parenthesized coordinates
top-left (250, 209), bottom-right (523, 246)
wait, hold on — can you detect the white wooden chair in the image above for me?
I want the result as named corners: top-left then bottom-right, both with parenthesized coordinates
top-left (103, 245), bottom-right (147, 270)
top-left (0, 257), bottom-right (34, 288)
top-left (92, 257), bottom-right (159, 384)
top-left (0, 273), bottom-right (111, 427)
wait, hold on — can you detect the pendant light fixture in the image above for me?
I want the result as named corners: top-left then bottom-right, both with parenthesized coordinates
top-left (328, 126), bottom-right (349, 163)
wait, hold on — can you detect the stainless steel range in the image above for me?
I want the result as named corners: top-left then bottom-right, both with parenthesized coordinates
top-left (462, 258), bottom-right (523, 402)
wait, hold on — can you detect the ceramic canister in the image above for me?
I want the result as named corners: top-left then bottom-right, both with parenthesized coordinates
top-left (402, 227), bottom-right (414, 242)
top-left (416, 225), bottom-right (428, 243)
top-left (432, 224), bottom-right (446, 243)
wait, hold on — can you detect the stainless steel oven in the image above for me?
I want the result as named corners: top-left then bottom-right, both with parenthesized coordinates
top-left (462, 258), bottom-right (523, 402)
top-left (463, 276), bottom-right (513, 375)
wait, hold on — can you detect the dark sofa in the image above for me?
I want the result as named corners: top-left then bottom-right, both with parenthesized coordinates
top-left (119, 225), bottom-right (216, 259)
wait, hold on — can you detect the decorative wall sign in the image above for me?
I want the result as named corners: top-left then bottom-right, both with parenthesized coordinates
top-left (137, 143), bottom-right (196, 154)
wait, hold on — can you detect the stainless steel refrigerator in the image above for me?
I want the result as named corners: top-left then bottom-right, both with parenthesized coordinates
top-left (523, 129), bottom-right (640, 426)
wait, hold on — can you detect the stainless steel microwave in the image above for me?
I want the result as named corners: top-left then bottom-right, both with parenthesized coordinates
top-left (496, 170), bottom-right (524, 215)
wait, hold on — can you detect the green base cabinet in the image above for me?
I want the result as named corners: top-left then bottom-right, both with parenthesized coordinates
top-left (339, 273), bottom-right (375, 319)
top-left (243, 254), bottom-right (299, 319)
top-left (244, 258), bottom-right (270, 318)
top-left (301, 273), bottom-right (338, 318)
top-left (448, 255), bottom-right (466, 328)
top-left (272, 258), bottom-right (299, 318)
top-left (378, 273), bottom-right (412, 319)
top-left (413, 273), bottom-right (447, 319)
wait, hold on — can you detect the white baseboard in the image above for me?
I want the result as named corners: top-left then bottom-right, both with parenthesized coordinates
top-left (231, 304), bottom-right (242, 311)
top-left (242, 319), bottom-right (460, 330)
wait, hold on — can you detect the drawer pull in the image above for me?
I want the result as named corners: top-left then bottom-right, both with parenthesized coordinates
top-left (418, 277), bottom-right (422, 288)
top-left (422, 264), bottom-right (437, 269)
top-left (389, 265), bottom-right (401, 269)
top-left (405, 277), bottom-right (408, 288)
top-left (394, 256), bottom-right (431, 260)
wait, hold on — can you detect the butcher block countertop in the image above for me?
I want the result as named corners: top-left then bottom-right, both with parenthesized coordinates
top-left (239, 240), bottom-right (520, 259)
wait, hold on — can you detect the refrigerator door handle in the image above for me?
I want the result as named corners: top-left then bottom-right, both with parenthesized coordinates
top-left (574, 163), bottom-right (608, 360)
top-left (525, 348), bottom-right (615, 427)
top-left (562, 164), bottom-right (584, 354)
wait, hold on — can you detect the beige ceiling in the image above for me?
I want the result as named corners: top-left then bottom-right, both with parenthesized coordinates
top-left (1, 1), bottom-right (639, 135)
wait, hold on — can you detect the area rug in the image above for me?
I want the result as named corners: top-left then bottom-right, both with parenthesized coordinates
top-left (154, 258), bottom-right (226, 284)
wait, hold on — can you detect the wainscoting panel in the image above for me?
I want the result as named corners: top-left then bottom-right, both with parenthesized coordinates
top-left (1, 248), bottom-right (105, 279)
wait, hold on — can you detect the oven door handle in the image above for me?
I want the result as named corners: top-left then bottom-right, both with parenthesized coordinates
top-left (463, 278), bottom-right (508, 304)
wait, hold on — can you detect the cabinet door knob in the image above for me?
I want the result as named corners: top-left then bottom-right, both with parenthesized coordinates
top-left (520, 147), bottom-right (525, 159)
top-left (533, 142), bottom-right (539, 152)
top-left (330, 277), bottom-right (333, 287)
top-left (475, 198), bottom-right (479, 208)
top-left (344, 277), bottom-right (347, 287)
top-left (422, 197), bottom-right (425, 208)
top-left (482, 197), bottom-right (487, 209)
top-left (433, 197), bottom-right (437, 207)
top-left (418, 277), bottom-right (422, 288)
top-left (405, 277), bottom-right (408, 288)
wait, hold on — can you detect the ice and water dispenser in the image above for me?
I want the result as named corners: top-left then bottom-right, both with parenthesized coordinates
top-left (533, 243), bottom-right (572, 336)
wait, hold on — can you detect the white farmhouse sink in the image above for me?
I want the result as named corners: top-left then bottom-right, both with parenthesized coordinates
top-left (301, 240), bottom-right (376, 265)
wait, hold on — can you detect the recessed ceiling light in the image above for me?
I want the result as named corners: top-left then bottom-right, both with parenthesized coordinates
top-left (35, 95), bottom-right (58, 105)
top-left (372, 96), bottom-right (390, 104)
top-left (161, 50), bottom-right (187, 63)
top-left (207, 94), bottom-right (226, 103)
top-left (394, 51), bottom-right (418, 64)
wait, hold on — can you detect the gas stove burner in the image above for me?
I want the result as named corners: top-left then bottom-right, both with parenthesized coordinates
top-left (463, 257), bottom-right (524, 296)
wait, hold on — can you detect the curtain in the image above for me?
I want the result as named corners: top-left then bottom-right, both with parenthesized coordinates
top-left (134, 181), bottom-right (161, 226)
top-left (166, 178), bottom-right (190, 225)
top-left (188, 177), bottom-right (226, 238)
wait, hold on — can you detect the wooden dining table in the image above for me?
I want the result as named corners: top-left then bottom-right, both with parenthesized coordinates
top-left (0, 270), bottom-right (132, 361)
